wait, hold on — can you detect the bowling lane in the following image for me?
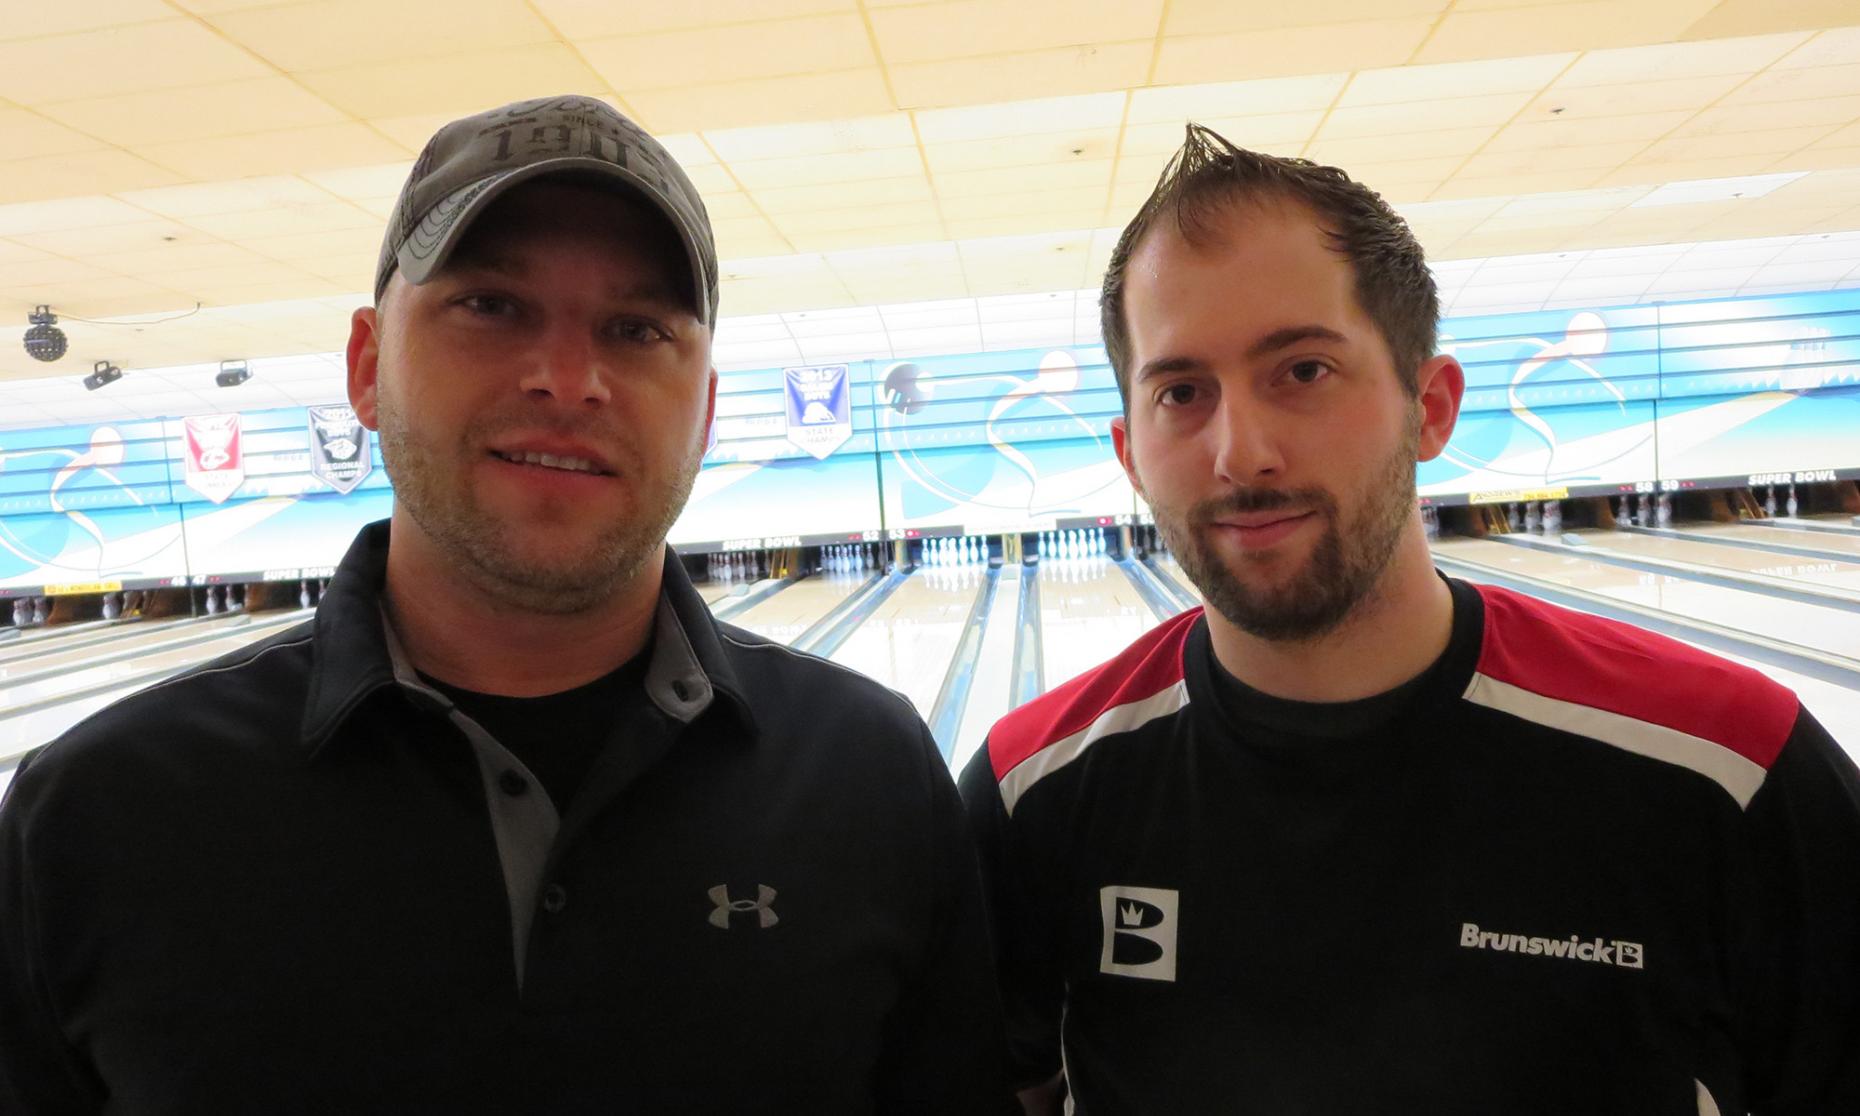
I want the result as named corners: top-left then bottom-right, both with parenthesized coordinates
top-left (726, 569), bottom-right (872, 644)
top-left (1432, 537), bottom-right (1860, 661)
top-left (0, 610), bottom-right (259, 680)
top-left (1559, 529), bottom-right (1860, 594)
top-left (0, 611), bottom-right (308, 715)
top-left (0, 614), bottom-right (199, 665)
top-left (1040, 555), bottom-right (1163, 691)
top-left (829, 567), bottom-right (986, 717)
top-left (952, 564), bottom-right (1024, 771)
top-left (1679, 520), bottom-right (1860, 562)
top-left (697, 581), bottom-right (737, 605)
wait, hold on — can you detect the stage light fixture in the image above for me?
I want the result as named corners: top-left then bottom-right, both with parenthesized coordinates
top-left (83, 360), bottom-right (122, 391)
top-left (23, 306), bottom-right (66, 362)
top-left (216, 359), bottom-right (250, 388)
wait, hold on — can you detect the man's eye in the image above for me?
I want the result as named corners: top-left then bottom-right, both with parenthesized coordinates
top-left (460, 294), bottom-right (518, 318)
top-left (1288, 360), bottom-right (1330, 384)
top-left (611, 320), bottom-right (666, 344)
top-left (1159, 383), bottom-right (1199, 406)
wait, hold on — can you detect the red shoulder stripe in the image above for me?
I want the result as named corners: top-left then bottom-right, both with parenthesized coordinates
top-left (989, 607), bottom-right (1200, 782)
top-left (1473, 584), bottom-right (1796, 771)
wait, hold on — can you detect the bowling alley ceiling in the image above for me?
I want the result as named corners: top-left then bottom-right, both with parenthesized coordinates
top-left (3, 0), bottom-right (1860, 397)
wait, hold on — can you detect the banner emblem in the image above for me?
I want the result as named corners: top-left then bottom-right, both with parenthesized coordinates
top-left (783, 364), bottom-right (852, 460)
top-left (182, 414), bottom-right (244, 504)
top-left (307, 404), bottom-right (373, 494)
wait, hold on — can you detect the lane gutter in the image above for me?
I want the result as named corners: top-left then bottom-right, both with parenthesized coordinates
top-left (1009, 562), bottom-right (1045, 710)
top-left (1492, 534), bottom-right (1860, 617)
top-left (927, 565), bottom-right (1001, 762)
top-left (795, 567), bottom-right (911, 659)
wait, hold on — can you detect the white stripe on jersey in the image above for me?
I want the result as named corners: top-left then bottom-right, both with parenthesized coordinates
top-left (1464, 673), bottom-right (1768, 809)
top-left (1000, 679), bottom-right (1190, 817)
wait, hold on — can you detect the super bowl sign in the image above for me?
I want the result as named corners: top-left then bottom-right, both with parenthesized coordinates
top-left (782, 364), bottom-right (851, 460)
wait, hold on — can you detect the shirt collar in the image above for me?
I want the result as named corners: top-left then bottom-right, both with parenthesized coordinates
top-left (299, 520), bottom-right (757, 756)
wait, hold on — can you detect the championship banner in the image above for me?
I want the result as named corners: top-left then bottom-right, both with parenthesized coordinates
top-left (782, 364), bottom-right (851, 461)
top-left (182, 413), bottom-right (245, 504)
top-left (307, 404), bottom-right (373, 495)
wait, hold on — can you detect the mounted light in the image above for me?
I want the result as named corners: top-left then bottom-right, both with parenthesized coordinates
top-left (83, 360), bottom-right (122, 391)
top-left (216, 359), bottom-right (249, 388)
top-left (23, 306), bottom-right (65, 362)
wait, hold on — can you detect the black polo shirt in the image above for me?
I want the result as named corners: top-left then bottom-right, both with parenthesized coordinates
top-left (0, 521), bottom-right (1015, 1114)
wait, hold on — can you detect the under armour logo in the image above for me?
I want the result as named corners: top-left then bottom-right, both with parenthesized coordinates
top-left (708, 884), bottom-right (779, 929)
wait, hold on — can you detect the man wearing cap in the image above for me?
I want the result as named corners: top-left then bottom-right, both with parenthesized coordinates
top-left (0, 96), bottom-right (1013, 1114)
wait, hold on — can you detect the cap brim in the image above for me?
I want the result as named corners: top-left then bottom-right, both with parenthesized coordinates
top-left (393, 156), bottom-right (711, 324)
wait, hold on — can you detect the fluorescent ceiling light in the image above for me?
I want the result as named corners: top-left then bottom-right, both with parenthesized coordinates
top-left (1629, 173), bottom-right (1808, 208)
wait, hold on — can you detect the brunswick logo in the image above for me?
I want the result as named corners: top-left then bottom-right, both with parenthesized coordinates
top-left (1459, 922), bottom-right (1645, 970)
top-left (1099, 885), bottom-right (1178, 982)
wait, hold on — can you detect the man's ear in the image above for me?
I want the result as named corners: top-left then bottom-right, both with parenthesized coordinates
top-left (1412, 354), bottom-right (1464, 463)
top-left (1111, 415), bottom-right (1145, 501)
top-left (347, 306), bottom-right (383, 432)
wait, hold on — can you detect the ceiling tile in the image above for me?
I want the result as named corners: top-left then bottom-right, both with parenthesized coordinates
top-left (1413, 2), bottom-right (1726, 65)
top-left (11, 218), bottom-right (218, 256)
top-left (530, 0), bottom-right (855, 39)
top-left (1673, 97), bottom-right (1860, 138)
top-left (0, 0), bottom-right (178, 41)
top-left (297, 164), bottom-right (415, 202)
top-left (626, 70), bottom-right (893, 132)
top-left (924, 129), bottom-right (1120, 174)
top-left (1316, 93), bottom-right (1533, 141)
top-left (0, 196), bottom-right (156, 237)
top-left (892, 45), bottom-right (1150, 110)
top-left (1523, 73), bottom-right (1746, 120)
top-left (0, 150), bottom-right (183, 206)
top-left (1306, 125), bottom-right (1500, 166)
top-left (702, 193), bottom-right (763, 220)
top-left (206, 0), bottom-right (557, 72)
top-left (1155, 20), bottom-right (1434, 85)
top-left (769, 201), bottom-right (942, 235)
top-left (179, 202), bottom-right (382, 240)
top-left (1773, 26), bottom-right (1860, 71)
top-left (297, 44), bottom-right (607, 119)
top-left (729, 147), bottom-right (923, 190)
top-left (1721, 64), bottom-right (1860, 106)
top-left (1119, 114), bottom-right (1321, 160)
top-left (869, 0), bottom-right (1162, 64)
top-left (704, 114), bottom-right (917, 162)
top-left (941, 186), bottom-right (1106, 221)
top-left (0, 21), bottom-right (274, 104)
top-left (917, 93), bottom-right (1128, 144)
top-left (1339, 53), bottom-right (1577, 106)
top-left (0, 109), bottom-right (107, 160)
top-left (118, 178), bottom-right (349, 221)
top-left (87, 242), bottom-right (274, 281)
top-left (583, 14), bottom-right (874, 90)
top-left (1556, 32), bottom-right (1810, 87)
top-left (1432, 168), bottom-right (1608, 200)
top-left (241, 226), bottom-right (381, 264)
top-left (933, 160), bottom-right (1111, 199)
top-left (1455, 142), bottom-right (1652, 178)
top-left (1482, 111), bottom-right (1694, 152)
top-left (1164, 0), bottom-right (1446, 36)
top-left (131, 123), bottom-right (411, 180)
top-left (1639, 124), bottom-right (1837, 162)
top-left (749, 176), bottom-right (932, 214)
top-left (1128, 74), bottom-right (1346, 120)
top-left (365, 112), bottom-right (462, 152)
top-left (36, 78), bottom-right (348, 147)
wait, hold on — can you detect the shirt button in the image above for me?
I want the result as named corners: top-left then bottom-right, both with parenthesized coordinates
top-left (542, 884), bottom-right (568, 914)
top-left (497, 770), bottom-right (528, 797)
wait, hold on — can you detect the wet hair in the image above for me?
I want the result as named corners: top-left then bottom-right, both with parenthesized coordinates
top-left (1100, 124), bottom-right (1438, 406)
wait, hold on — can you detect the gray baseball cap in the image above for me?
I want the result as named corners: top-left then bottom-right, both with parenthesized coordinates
top-left (375, 95), bottom-right (718, 326)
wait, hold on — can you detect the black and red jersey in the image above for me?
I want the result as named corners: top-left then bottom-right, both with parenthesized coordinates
top-left (959, 576), bottom-right (1860, 1115)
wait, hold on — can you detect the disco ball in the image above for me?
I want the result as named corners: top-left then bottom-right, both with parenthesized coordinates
top-left (24, 322), bottom-right (66, 362)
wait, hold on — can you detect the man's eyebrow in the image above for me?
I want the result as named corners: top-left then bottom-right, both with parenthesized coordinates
top-left (1247, 324), bottom-right (1347, 359)
top-left (1133, 325), bottom-right (1349, 384)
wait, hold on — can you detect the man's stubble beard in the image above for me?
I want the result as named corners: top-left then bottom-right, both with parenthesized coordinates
top-left (1149, 416), bottom-right (1419, 644)
top-left (375, 390), bottom-right (704, 616)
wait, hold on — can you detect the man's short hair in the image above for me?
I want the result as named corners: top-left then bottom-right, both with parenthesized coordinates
top-left (1100, 124), bottom-right (1439, 406)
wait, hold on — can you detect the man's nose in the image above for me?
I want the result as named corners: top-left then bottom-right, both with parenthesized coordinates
top-left (1210, 395), bottom-right (1284, 486)
top-left (516, 321), bottom-right (612, 407)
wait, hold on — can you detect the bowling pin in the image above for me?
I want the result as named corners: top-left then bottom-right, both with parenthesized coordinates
top-left (1786, 485), bottom-right (1798, 518)
top-left (31, 597), bottom-right (47, 626)
top-left (1525, 502), bottom-right (1541, 534)
top-left (1764, 486), bottom-right (1777, 516)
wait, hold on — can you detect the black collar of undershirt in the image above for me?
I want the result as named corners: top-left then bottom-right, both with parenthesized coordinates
top-left (298, 520), bottom-right (758, 756)
top-left (1183, 573), bottom-right (1486, 746)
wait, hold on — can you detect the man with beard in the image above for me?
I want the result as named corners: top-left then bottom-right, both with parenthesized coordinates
top-left (0, 97), bottom-right (1013, 1115)
top-left (959, 125), bottom-right (1860, 1115)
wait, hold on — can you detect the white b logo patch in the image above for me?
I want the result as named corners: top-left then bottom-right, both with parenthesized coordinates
top-left (1099, 885), bottom-right (1179, 982)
